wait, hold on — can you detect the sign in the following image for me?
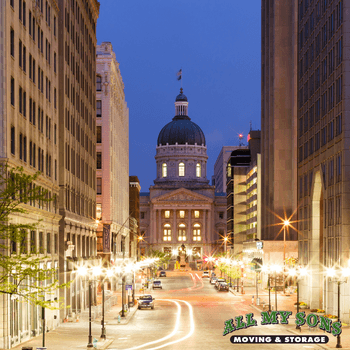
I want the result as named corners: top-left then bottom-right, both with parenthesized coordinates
top-left (103, 224), bottom-right (111, 253)
top-left (256, 241), bottom-right (263, 250)
top-left (125, 285), bottom-right (132, 290)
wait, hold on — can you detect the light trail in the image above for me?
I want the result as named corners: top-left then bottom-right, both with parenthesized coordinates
top-left (116, 300), bottom-right (181, 350)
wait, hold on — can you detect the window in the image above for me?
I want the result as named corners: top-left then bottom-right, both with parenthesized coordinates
top-left (30, 231), bottom-right (36, 253)
top-left (336, 38), bottom-right (342, 66)
top-left (163, 224), bottom-right (171, 241)
top-left (336, 75), bottom-right (342, 104)
top-left (336, 154), bottom-right (342, 182)
top-left (164, 210), bottom-right (170, 218)
top-left (162, 163), bottom-right (167, 178)
top-left (96, 100), bottom-right (101, 117)
top-left (141, 212), bottom-right (145, 219)
top-left (47, 232), bottom-right (51, 254)
top-left (219, 212), bottom-right (224, 219)
top-left (196, 163), bottom-right (201, 177)
top-left (193, 223), bottom-right (201, 241)
top-left (19, 40), bottom-right (22, 68)
top-left (96, 152), bottom-right (101, 169)
top-left (179, 210), bottom-right (185, 218)
top-left (97, 178), bottom-right (102, 195)
top-left (321, 126), bottom-right (327, 146)
top-left (10, 28), bottom-right (14, 57)
top-left (96, 126), bottom-right (101, 143)
top-left (194, 210), bottom-right (200, 218)
top-left (39, 231), bottom-right (44, 253)
top-left (178, 223), bottom-right (186, 241)
top-left (96, 204), bottom-right (102, 220)
top-left (11, 126), bottom-right (15, 155)
top-left (328, 120), bottom-right (334, 141)
top-left (179, 162), bottom-right (185, 177)
top-left (11, 77), bottom-right (15, 106)
top-left (336, 114), bottom-right (342, 135)
top-left (96, 75), bottom-right (101, 91)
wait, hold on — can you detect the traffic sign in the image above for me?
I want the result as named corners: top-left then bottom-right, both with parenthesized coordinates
top-left (125, 284), bottom-right (132, 290)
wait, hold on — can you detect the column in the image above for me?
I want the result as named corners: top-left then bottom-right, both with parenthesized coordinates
top-left (188, 209), bottom-right (192, 244)
top-left (173, 209), bottom-right (176, 244)
top-left (203, 210), bottom-right (206, 243)
top-left (149, 205), bottom-right (154, 245)
top-left (208, 207), bottom-right (212, 243)
top-left (158, 209), bottom-right (161, 245)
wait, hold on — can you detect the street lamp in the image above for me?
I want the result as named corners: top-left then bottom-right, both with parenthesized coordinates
top-left (288, 266), bottom-right (308, 330)
top-left (326, 265), bottom-right (350, 348)
top-left (224, 237), bottom-right (228, 257)
top-left (261, 265), bottom-right (271, 311)
top-left (282, 219), bottom-right (290, 294)
top-left (271, 264), bottom-right (282, 311)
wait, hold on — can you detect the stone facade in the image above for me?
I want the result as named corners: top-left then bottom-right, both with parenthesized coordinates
top-left (0, 0), bottom-right (61, 347)
top-left (95, 42), bottom-right (130, 269)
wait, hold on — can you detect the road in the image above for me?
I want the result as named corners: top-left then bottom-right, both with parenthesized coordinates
top-left (107, 272), bottom-right (324, 350)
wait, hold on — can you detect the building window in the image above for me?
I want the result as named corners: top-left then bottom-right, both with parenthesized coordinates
top-left (47, 232), bottom-right (51, 254)
top-left (96, 203), bottom-right (102, 220)
top-left (179, 210), bottom-right (185, 218)
top-left (196, 163), bottom-right (201, 177)
top-left (164, 210), bottom-right (170, 218)
top-left (11, 77), bottom-right (15, 106)
top-left (162, 163), bottom-right (167, 178)
top-left (336, 114), bottom-right (342, 136)
top-left (141, 212), bottom-right (145, 219)
top-left (11, 126), bottom-right (15, 155)
top-left (219, 212), bottom-right (224, 219)
top-left (179, 162), bottom-right (185, 177)
top-left (97, 177), bottom-right (102, 195)
top-left (97, 126), bottom-right (101, 143)
top-left (163, 223), bottom-right (171, 241)
top-left (39, 231), bottom-right (44, 253)
top-left (96, 100), bottom-right (101, 117)
top-left (178, 223), bottom-right (186, 241)
top-left (96, 75), bottom-right (102, 91)
top-left (10, 28), bottom-right (14, 57)
top-left (96, 152), bottom-right (102, 169)
top-left (193, 223), bottom-right (201, 241)
top-left (194, 210), bottom-right (200, 218)
top-left (30, 230), bottom-right (36, 253)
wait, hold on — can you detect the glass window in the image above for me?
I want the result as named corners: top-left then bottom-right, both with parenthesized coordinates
top-left (96, 152), bottom-right (101, 169)
top-left (96, 203), bottom-right (102, 220)
top-left (178, 223), bottom-right (186, 241)
top-left (164, 210), bottom-right (170, 218)
top-left (162, 163), bottom-right (167, 177)
top-left (194, 210), bottom-right (200, 218)
top-left (96, 75), bottom-right (102, 91)
top-left (179, 162), bottom-right (185, 177)
top-left (97, 126), bottom-right (101, 143)
top-left (97, 178), bottom-right (102, 195)
top-left (193, 223), bottom-right (201, 241)
top-left (179, 210), bottom-right (185, 218)
top-left (96, 100), bottom-right (101, 117)
top-left (196, 163), bottom-right (201, 177)
top-left (163, 224), bottom-right (171, 241)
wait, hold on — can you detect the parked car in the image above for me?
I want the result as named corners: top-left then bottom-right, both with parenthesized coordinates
top-left (211, 272), bottom-right (216, 277)
top-left (152, 280), bottom-right (162, 289)
top-left (137, 295), bottom-right (155, 309)
top-left (202, 271), bottom-right (210, 278)
top-left (215, 278), bottom-right (226, 289)
top-left (218, 282), bottom-right (229, 291)
top-left (159, 271), bottom-right (166, 277)
top-left (210, 277), bottom-right (218, 285)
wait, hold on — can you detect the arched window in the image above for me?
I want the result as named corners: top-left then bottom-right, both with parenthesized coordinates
top-left (163, 223), bottom-right (171, 241)
top-left (96, 75), bottom-right (102, 91)
top-left (196, 163), bottom-right (201, 177)
top-left (162, 163), bottom-right (167, 177)
top-left (179, 162), bottom-right (185, 177)
top-left (193, 223), bottom-right (201, 241)
top-left (178, 223), bottom-right (186, 241)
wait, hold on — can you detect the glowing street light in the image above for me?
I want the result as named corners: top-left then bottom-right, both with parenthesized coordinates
top-left (282, 219), bottom-right (290, 293)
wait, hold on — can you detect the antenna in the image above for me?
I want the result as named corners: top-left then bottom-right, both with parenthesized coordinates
top-left (238, 133), bottom-right (244, 146)
top-left (250, 121), bottom-right (252, 131)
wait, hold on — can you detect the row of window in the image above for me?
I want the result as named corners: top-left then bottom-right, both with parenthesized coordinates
top-left (299, 1), bottom-right (342, 51)
top-left (163, 223), bottom-right (202, 242)
top-left (140, 210), bottom-right (224, 220)
top-left (299, 115), bottom-right (342, 162)
top-left (299, 154), bottom-right (342, 199)
top-left (66, 187), bottom-right (96, 218)
top-left (161, 162), bottom-right (201, 178)
top-left (11, 230), bottom-right (58, 255)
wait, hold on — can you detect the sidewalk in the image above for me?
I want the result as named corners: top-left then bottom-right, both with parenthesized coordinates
top-left (11, 291), bottom-right (139, 350)
top-left (230, 285), bottom-right (350, 349)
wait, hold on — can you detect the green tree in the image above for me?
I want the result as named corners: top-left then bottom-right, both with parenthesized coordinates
top-left (142, 249), bottom-right (171, 277)
top-left (0, 165), bottom-right (68, 309)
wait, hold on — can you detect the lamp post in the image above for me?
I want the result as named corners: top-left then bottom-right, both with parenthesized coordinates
top-left (224, 237), bottom-right (228, 257)
top-left (326, 265), bottom-right (350, 348)
top-left (272, 264), bottom-right (282, 311)
top-left (282, 219), bottom-right (290, 294)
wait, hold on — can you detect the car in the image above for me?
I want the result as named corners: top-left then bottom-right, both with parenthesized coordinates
top-left (152, 280), bottom-right (162, 289)
top-left (218, 282), bottom-right (229, 291)
top-left (202, 271), bottom-right (210, 278)
top-left (215, 278), bottom-right (226, 289)
top-left (159, 271), bottom-right (166, 277)
top-left (137, 295), bottom-right (155, 309)
top-left (211, 272), bottom-right (216, 277)
top-left (210, 277), bottom-right (218, 285)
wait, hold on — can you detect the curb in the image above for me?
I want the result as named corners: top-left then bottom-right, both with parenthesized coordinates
top-left (107, 306), bottom-right (138, 325)
top-left (97, 337), bottom-right (115, 350)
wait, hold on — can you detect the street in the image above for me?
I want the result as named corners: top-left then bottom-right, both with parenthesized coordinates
top-left (107, 272), bottom-right (323, 350)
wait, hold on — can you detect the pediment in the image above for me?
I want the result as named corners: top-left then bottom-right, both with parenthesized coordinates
top-left (152, 188), bottom-right (213, 204)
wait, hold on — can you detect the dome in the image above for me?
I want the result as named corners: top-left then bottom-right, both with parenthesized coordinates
top-left (157, 115), bottom-right (206, 146)
top-left (175, 91), bottom-right (188, 102)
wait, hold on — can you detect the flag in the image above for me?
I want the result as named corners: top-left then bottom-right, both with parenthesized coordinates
top-left (176, 69), bottom-right (182, 81)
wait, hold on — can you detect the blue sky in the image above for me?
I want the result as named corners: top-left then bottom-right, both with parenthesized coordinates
top-left (97, 0), bottom-right (261, 191)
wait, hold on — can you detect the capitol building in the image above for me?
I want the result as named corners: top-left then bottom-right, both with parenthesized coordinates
top-left (139, 89), bottom-right (227, 267)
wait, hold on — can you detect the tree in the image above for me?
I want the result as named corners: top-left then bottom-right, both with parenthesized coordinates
top-left (0, 165), bottom-right (68, 309)
top-left (142, 249), bottom-right (171, 277)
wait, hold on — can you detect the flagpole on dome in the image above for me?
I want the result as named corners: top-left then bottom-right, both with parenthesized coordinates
top-left (176, 68), bottom-right (182, 90)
